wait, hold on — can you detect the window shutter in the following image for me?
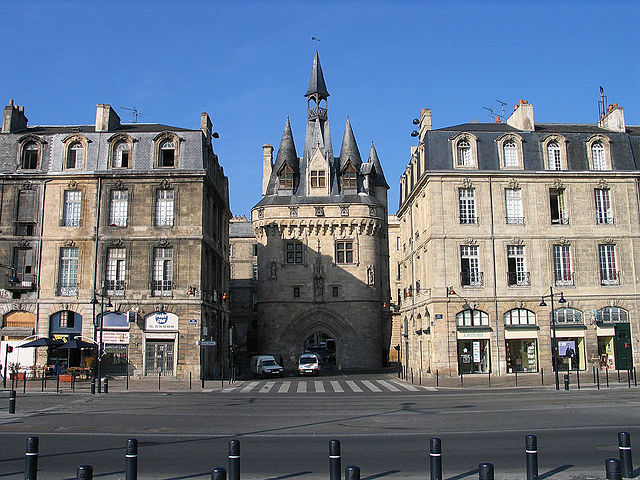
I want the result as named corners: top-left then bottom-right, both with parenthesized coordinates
top-left (17, 190), bottom-right (36, 222)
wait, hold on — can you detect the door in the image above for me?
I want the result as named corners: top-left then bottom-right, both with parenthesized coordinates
top-left (614, 323), bottom-right (632, 370)
top-left (145, 341), bottom-right (174, 376)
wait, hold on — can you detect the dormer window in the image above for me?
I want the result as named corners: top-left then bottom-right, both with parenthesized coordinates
top-left (586, 136), bottom-right (612, 171)
top-left (342, 165), bottom-right (357, 189)
top-left (279, 164), bottom-right (294, 189)
top-left (67, 142), bottom-right (84, 169)
top-left (503, 141), bottom-right (518, 167)
top-left (547, 142), bottom-right (561, 170)
top-left (311, 170), bottom-right (326, 188)
top-left (21, 142), bottom-right (39, 169)
top-left (114, 141), bottom-right (130, 168)
top-left (451, 133), bottom-right (479, 169)
top-left (591, 143), bottom-right (605, 170)
top-left (159, 140), bottom-right (175, 167)
top-left (497, 134), bottom-right (524, 170)
top-left (457, 140), bottom-right (472, 166)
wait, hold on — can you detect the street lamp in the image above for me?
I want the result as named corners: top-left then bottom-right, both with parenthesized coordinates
top-left (539, 287), bottom-right (567, 391)
top-left (91, 289), bottom-right (112, 394)
top-left (0, 264), bottom-right (20, 284)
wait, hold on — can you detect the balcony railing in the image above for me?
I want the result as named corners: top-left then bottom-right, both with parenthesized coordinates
top-left (554, 272), bottom-right (574, 286)
top-left (551, 216), bottom-right (569, 225)
top-left (308, 106), bottom-right (328, 120)
top-left (507, 271), bottom-right (530, 286)
top-left (105, 280), bottom-right (126, 296)
top-left (57, 283), bottom-right (78, 297)
top-left (152, 280), bottom-right (173, 297)
top-left (60, 218), bottom-right (82, 227)
top-left (460, 216), bottom-right (479, 225)
top-left (506, 216), bottom-right (525, 225)
top-left (601, 275), bottom-right (620, 286)
top-left (461, 271), bottom-right (484, 287)
top-left (3, 273), bottom-right (37, 292)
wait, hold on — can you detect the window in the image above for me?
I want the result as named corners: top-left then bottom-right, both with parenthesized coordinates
top-left (342, 165), bottom-right (357, 189)
top-left (114, 141), bottom-right (130, 168)
top-left (507, 245), bottom-right (529, 286)
top-left (553, 308), bottom-right (583, 324)
top-left (595, 189), bottom-right (613, 224)
top-left (599, 244), bottom-right (619, 285)
top-left (396, 236), bottom-right (401, 251)
top-left (63, 190), bottom-right (82, 227)
top-left (253, 244), bottom-right (258, 257)
top-left (59, 310), bottom-right (75, 329)
top-left (456, 309), bottom-right (489, 327)
top-left (286, 242), bottom-right (303, 264)
top-left (504, 308), bottom-right (536, 326)
top-left (553, 245), bottom-right (573, 285)
top-left (155, 189), bottom-right (174, 226)
top-left (252, 265), bottom-right (258, 280)
top-left (105, 248), bottom-right (126, 294)
top-left (503, 141), bottom-right (518, 167)
top-left (158, 140), bottom-right (175, 167)
top-left (547, 142), bottom-right (562, 170)
top-left (293, 286), bottom-right (300, 297)
top-left (109, 190), bottom-right (128, 227)
top-left (597, 306), bottom-right (628, 323)
top-left (591, 142), bottom-right (606, 170)
top-left (152, 247), bottom-right (173, 296)
top-left (335, 241), bottom-right (354, 264)
top-left (279, 164), bottom-right (294, 189)
top-left (15, 223), bottom-right (35, 236)
top-left (460, 245), bottom-right (482, 286)
top-left (58, 247), bottom-right (78, 296)
top-left (21, 142), bottom-right (39, 169)
top-left (332, 286), bottom-right (339, 297)
top-left (459, 188), bottom-right (477, 224)
top-left (311, 170), bottom-right (326, 188)
top-left (549, 188), bottom-right (568, 224)
top-left (505, 188), bottom-right (523, 224)
top-left (396, 262), bottom-right (401, 280)
top-left (457, 140), bottom-right (472, 167)
top-left (67, 142), bottom-right (84, 169)
top-left (13, 247), bottom-right (33, 283)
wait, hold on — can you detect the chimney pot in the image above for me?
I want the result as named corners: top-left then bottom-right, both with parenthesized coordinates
top-left (519, 99), bottom-right (524, 105)
top-left (496, 116), bottom-right (501, 123)
top-left (9, 99), bottom-right (14, 106)
top-left (19, 106), bottom-right (23, 112)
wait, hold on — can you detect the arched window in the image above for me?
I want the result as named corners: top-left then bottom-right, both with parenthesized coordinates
top-left (66, 142), bottom-right (84, 169)
top-left (503, 141), bottom-right (518, 167)
top-left (591, 142), bottom-right (606, 170)
top-left (279, 164), bottom-right (294, 189)
top-left (21, 142), bottom-right (39, 169)
top-left (159, 140), bottom-right (175, 167)
top-left (457, 140), bottom-right (472, 167)
top-left (553, 308), bottom-right (583, 324)
top-left (597, 306), bottom-right (629, 323)
top-left (456, 309), bottom-right (489, 327)
top-left (114, 141), bottom-right (130, 168)
top-left (547, 142), bottom-right (562, 170)
top-left (504, 308), bottom-right (536, 325)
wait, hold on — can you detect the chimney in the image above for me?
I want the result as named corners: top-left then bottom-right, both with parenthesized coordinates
top-left (262, 144), bottom-right (274, 196)
top-left (95, 104), bottom-right (121, 132)
top-left (598, 104), bottom-right (625, 132)
top-left (2, 99), bottom-right (28, 133)
top-left (201, 112), bottom-right (213, 142)
top-left (419, 108), bottom-right (432, 139)
top-left (506, 99), bottom-right (534, 131)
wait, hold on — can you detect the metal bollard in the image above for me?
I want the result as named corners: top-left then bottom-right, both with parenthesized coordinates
top-left (211, 467), bottom-right (227, 480)
top-left (24, 436), bottom-right (39, 480)
top-left (228, 440), bottom-right (240, 480)
top-left (190, 372), bottom-right (192, 390)
top-left (56, 374), bottom-right (59, 393)
top-left (77, 465), bottom-right (93, 480)
top-left (564, 373), bottom-right (569, 391)
top-left (606, 458), bottom-right (622, 480)
top-left (515, 369), bottom-right (518, 387)
top-left (478, 462), bottom-right (494, 480)
top-left (158, 371), bottom-right (161, 390)
top-left (430, 437), bottom-right (442, 480)
top-left (23, 374), bottom-right (27, 394)
top-left (329, 439), bottom-right (341, 480)
top-left (618, 432), bottom-right (633, 478)
top-left (541, 368), bottom-right (544, 386)
top-left (607, 368), bottom-right (610, 387)
top-left (41, 374), bottom-right (44, 392)
top-left (576, 369), bottom-right (580, 389)
top-left (436, 370), bottom-right (439, 387)
top-left (90, 377), bottom-right (96, 395)
top-left (488, 371), bottom-right (491, 387)
top-left (593, 366), bottom-right (597, 383)
top-left (105, 377), bottom-right (109, 394)
top-left (126, 438), bottom-right (138, 480)
top-left (628, 370), bottom-right (632, 389)
top-left (9, 390), bottom-right (16, 414)
top-left (345, 465), bottom-right (360, 480)
top-left (597, 368), bottom-right (600, 390)
top-left (526, 435), bottom-right (538, 480)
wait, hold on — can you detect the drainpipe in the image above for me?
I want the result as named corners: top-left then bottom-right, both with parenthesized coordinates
top-left (36, 179), bottom-right (51, 363)
top-left (489, 176), bottom-right (501, 376)
top-left (92, 176), bottom-right (102, 344)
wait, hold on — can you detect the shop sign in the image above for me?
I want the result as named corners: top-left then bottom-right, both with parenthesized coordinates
top-left (145, 312), bottom-right (178, 331)
top-left (457, 330), bottom-right (491, 340)
top-left (189, 319), bottom-right (198, 325)
top-left (473, 341), bottom-right (481, 362)
top-left (101, 331), bottom-right (130, 344)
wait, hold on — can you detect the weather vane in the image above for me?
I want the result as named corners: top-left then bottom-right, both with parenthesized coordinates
top-left (312, 33), bottom-right (320, 45)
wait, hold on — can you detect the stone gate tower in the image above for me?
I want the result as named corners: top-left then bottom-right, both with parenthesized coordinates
top-left (251, 52), bottom-right (390, 370)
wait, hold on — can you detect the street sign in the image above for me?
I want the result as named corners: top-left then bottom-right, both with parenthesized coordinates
top-left (197, 340), bottom-right (217, 346)
top-left (189, 319), bottom-right (198, 325)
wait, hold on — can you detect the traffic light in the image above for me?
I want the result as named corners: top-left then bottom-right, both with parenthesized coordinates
top-left (6, 346), bottom-right (13, 353)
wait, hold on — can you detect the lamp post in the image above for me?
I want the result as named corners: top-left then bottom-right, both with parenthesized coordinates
top-left (91, 289), bottom-right (112, 394)
top-left (540, 287), bottom-right (567, 391)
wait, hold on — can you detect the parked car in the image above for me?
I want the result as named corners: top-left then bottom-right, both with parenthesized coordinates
top-left (250, 355), bottom-right (283, 378)
top-left (298, 353), bottom-right (320, 376)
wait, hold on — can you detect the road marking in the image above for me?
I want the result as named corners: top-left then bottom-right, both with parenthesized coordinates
top-left (345, 380), bottom-right (362, 392)
top-left (297, 382), bottom-right (307, 393)
top-left (241, 382), bottom-right (259, 393)
top-left (278, 381), bottom-right (290, 393)
top-left (390, 380), bottom-right (419, 391)
top-left (362, 380), bottom-right (381, 392)
top-left (330, 381), bottom-right (343, 392)
top-left (376, 380), bottom-right (400, 392)
top-left (314, 381), bottom-right (325, 393)
top-left (260, 381), bottom-right (275, 393)
top-left (221, 387), bottom-right (237, 393)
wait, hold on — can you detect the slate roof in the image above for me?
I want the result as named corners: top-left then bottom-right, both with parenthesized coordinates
top-left (273, 117), bottom-right (298, 174)
top-left (338, 117), bottom-right (362, 172)
top-left (5, 123), bottom-right (197, 135)
top-left (305, 51), bottom-right (330, 99)
top-left (229, 221), bottom-right (254, 238)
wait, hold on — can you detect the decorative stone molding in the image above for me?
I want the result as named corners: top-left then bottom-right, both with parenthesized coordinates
top-left (340, 206), bottom-right (349, 217)
top-left (557, 238), bottom-right (570, 246)
top-left (257, 208), bottom-right (264, 219)
top-left (21, 181), bottom-right (34, 190)
top-left (507, 178), bottom-right (520, 190)
top-left (601, 237), bottom-right (615, 245)
top-left (510, 237), bottom-right (524, 246)
top-left (516, 300), bottom-right (525, 309)
top-left (113, 179), bottom-right (126, 190)
top-left (464, 236), bottom-right (477, 246)
top-left (552, 178), bottom-right (563, 190)
top-left (270, 260), bottom-right (277, 279)
top-left (597, 178), bottom-right (609, 189)
top-left (64, 240), bottom-right (76, 247)
top-left (462, 178), bottom-right (473, 189)
top-left (110, 239), bottom-right (124, 247)
top-left (67, 180), bottom-right (78, 190)
top-left (157, 239), bottom-right (171, 248)
top-left (367, 265), bottom-right (375, 286)
top-left (315, 207), bottom-right (325, 217)
top-left (289, 207), bottom-right (298, 217)
top-left (369, 206), bottom-right (377, 216)
top-left (17, 239), bottom-right (30, 248)
top-left (159, 179), bottom-right (171, 190)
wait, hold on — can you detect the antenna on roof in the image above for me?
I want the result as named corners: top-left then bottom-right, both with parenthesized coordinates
top-left (598, 86), bottom-right (608, 119)
top-left (119, 106), bottom-right (148, 123)
top-left (482, 106), bottom-right (496, 122)
top-left (496, 100), bottom-right (507, 121)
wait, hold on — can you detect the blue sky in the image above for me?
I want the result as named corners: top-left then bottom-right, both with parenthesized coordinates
top-left (2, 1), bottom-right (639, 216)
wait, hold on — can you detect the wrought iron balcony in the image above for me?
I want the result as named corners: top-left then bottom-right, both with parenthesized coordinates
top-left (460, 216), bottom-right (479, 225)
top-left (506, 216), bottom-right (525, 225)
top-left (507, 271), bottom-right (530, 286)
top-left (601, 275), bottom-right (620, 286)
top-left (3, 273), bottom-right (37, 292)
top-left (461, 271), bottom-right (484, 287)
top-left (57, 283), bottom-right (78, 297)
top-left (308, 106), bottom-right (328, 120)
top-left (152, 280), bottom-right (173, 297)
top-left (554, 272), bottom-right (574, 286)
top-left (105, 280), bottom-right (126, 297)
top-left (551, 216), bottom-right (569, 225)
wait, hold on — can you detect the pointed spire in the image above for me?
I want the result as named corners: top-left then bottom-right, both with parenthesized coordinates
top-left (305, 51), bottom-right (330, 99)
top-left (339, 116), bottom-right (362, 171)
top-left (368, 142), bottom-right (389, 188)
top-left (275, 117), bottom-right (298, 173)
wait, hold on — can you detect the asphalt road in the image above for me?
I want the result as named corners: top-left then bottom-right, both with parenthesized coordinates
top-left (0, 379), bottom-right (638, 479)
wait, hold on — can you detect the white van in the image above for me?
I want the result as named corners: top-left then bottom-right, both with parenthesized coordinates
top-left (250, 355), bottom-right (284, 378)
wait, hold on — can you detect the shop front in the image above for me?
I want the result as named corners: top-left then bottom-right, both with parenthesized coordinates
top-left (553, 327), bottom-right (586, 371)
top-left (505, 330), bottom-right (538, 373)
top-left (456, 329), bottom-right (491, 374)
top-left (143, 312), bottom-right (178, 376)
top-left (597, 323), bottom-right (632, 370)
top-left (99, 312), bottom-right (130, 376)
top-left (1, 311), bottom-right (37, 374)
top-left (49, 310), bottom-right (85, 369)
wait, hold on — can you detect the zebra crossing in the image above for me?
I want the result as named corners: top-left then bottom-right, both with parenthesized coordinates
top-left (220, 378), bottom-right (437, 394)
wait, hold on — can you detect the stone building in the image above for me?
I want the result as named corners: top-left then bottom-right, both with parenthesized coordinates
top-left (251, 52), bottom-right (391, 370)
top-left (0, 100), bottom-right (230, 380)
top-left (388, 215), bottom-right (402, 363)
top-left (398, 99), bottom-right (640, 378)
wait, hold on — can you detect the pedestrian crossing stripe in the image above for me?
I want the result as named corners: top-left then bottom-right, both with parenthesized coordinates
top-left (221, 379), bottom-right (436, 394)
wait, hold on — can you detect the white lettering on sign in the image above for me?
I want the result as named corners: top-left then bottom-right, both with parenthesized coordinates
top-left (145, 312), bottom-right (178, 331)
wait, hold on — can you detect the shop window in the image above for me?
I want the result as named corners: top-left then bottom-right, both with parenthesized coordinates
top-left (456, 309), bottom-right (489, 327)
top-left (552, 308), bottom-right (583, 324)
top-left (597, 306), bottom-right (629, 323)
top-left (458, 339), bottom-right (490, 374)
top-left (506, 339), bottom-right (538, 373)
top-left (504, 308), bottom-right (536, 325)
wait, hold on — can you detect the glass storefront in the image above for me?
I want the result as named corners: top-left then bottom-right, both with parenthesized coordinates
top-left (457, 339), bottom-right (490, 374)
top-left (505, 339), bottom-right (538, 373)
top-left (556, 337), bottom-right (585, 371)
top-left (598, 336), bottom-right (615, 369)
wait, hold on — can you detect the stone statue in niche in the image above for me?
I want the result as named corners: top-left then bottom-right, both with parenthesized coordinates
top-left (270, 260), bottom-right (277, 279)
top-left (367, 265), bottom-right (375, 286)
top-left (313, 256), bottom-right (324, 302)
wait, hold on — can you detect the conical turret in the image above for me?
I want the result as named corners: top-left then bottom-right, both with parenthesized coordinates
top-left (305, 51), bottom-right (330, 99)
top-left (274, 117), bottom-right (298, 174)
top-left (339, 116), bottom-right (362, 172)
top-left (368, 142), bottom-right (388, 188)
